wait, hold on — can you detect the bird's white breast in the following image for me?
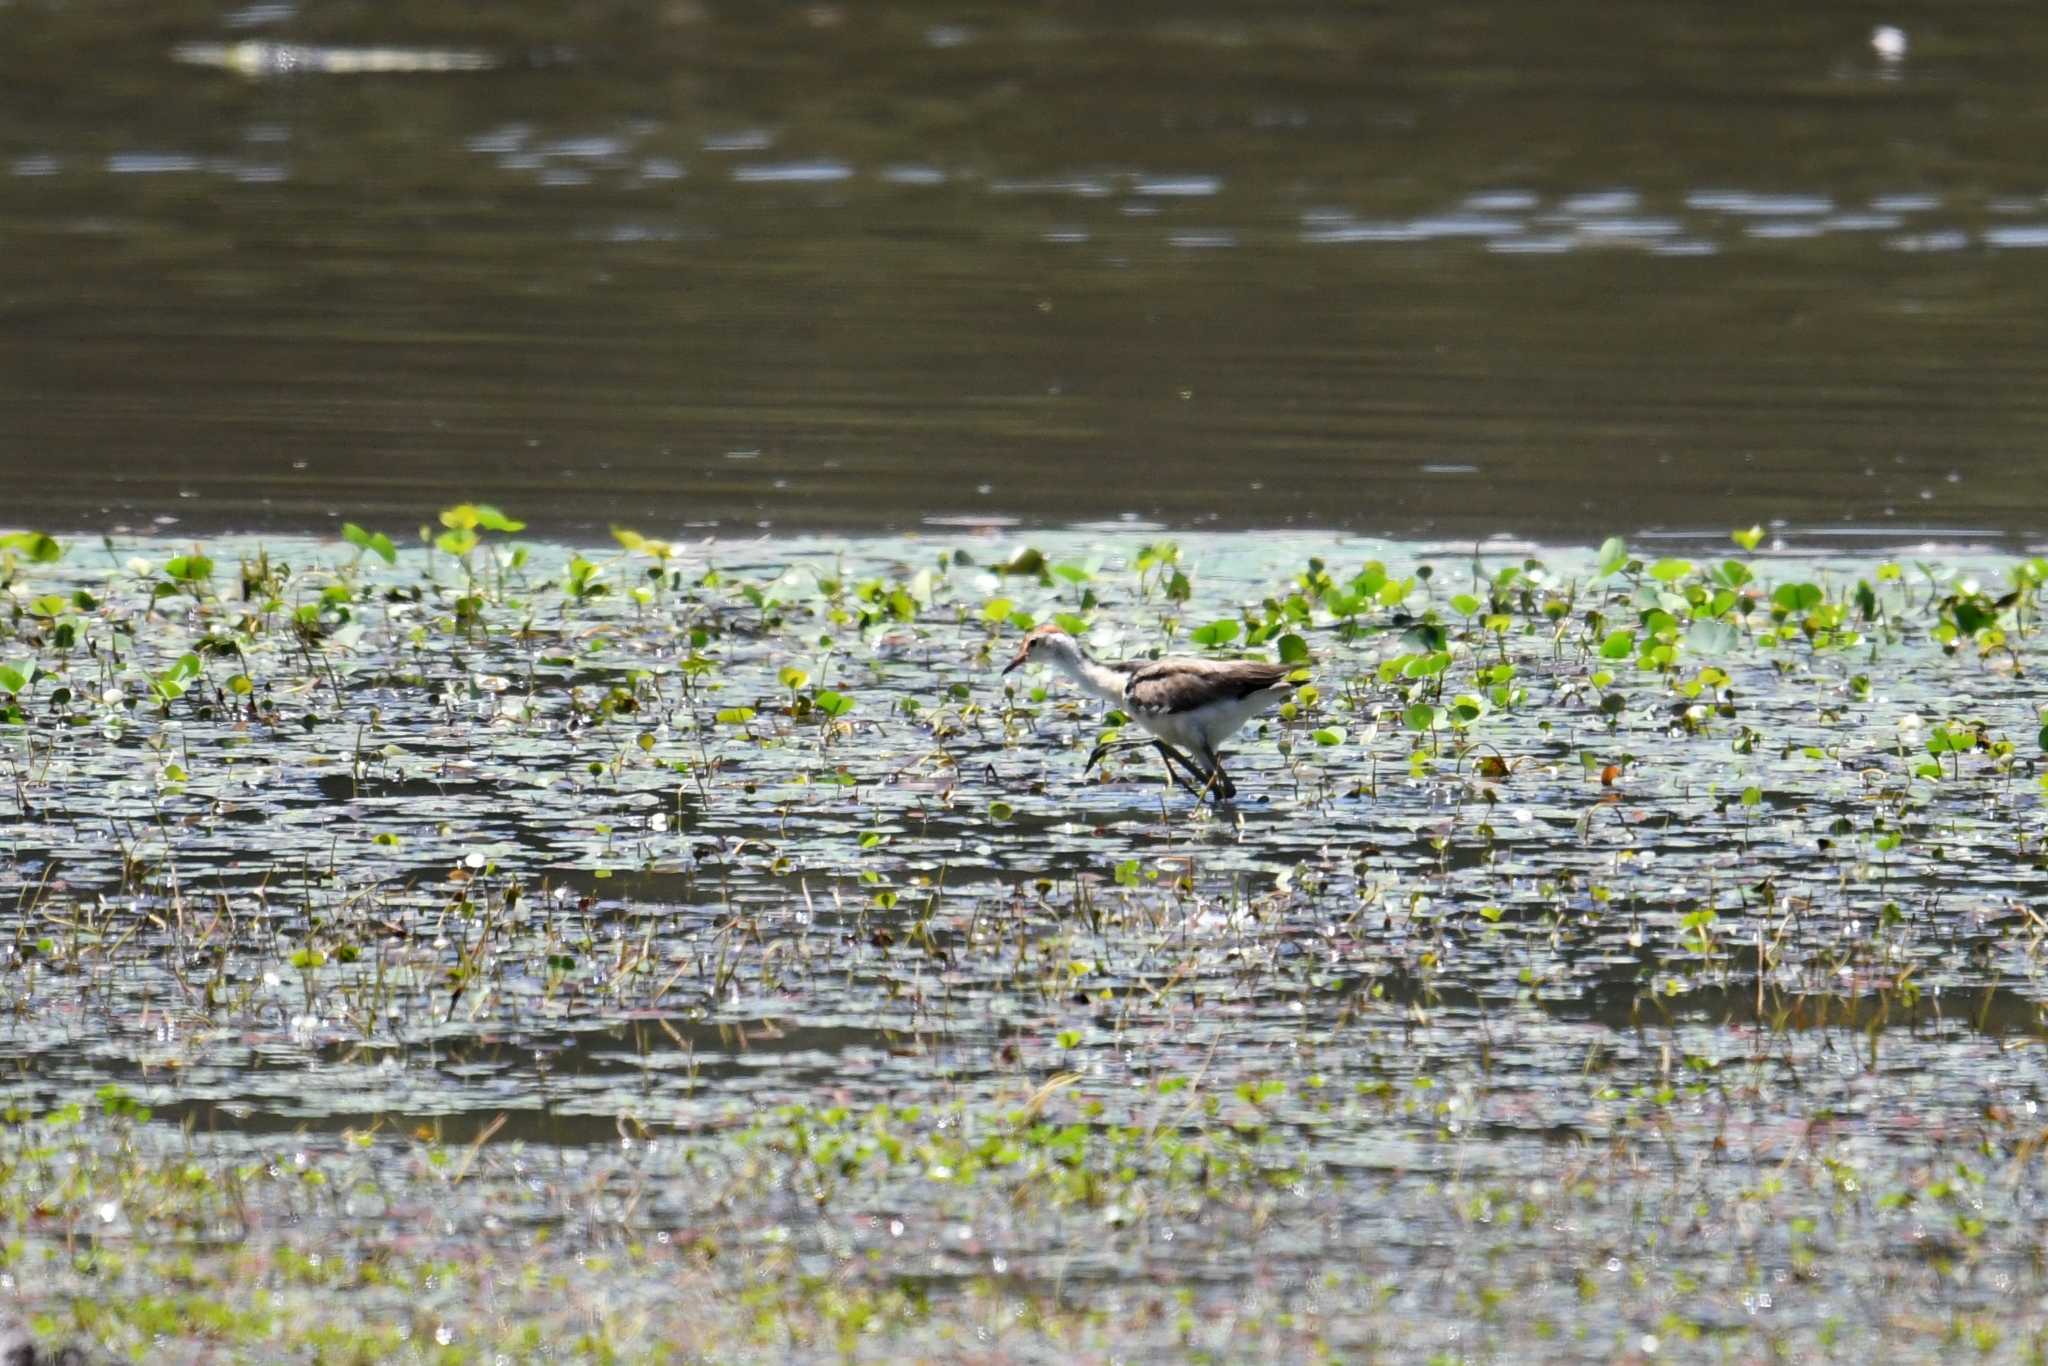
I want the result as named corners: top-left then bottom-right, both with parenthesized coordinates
top-left (1125, 682), bottom-right (1289, 751)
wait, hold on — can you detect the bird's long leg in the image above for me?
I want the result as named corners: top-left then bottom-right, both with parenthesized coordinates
top-left (1211, 758), bottom-right (1237, 800)
top-left (1151, 741), bottom-right (1210, 796)
top-left (1195, 746), bottom-right (1237, 801)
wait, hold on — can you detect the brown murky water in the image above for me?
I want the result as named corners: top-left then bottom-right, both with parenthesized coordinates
top-left (4, 2), bottom-right (2048, 541)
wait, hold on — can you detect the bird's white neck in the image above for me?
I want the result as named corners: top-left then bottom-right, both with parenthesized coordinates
top-left (1048, 646), bottom-right (1128, 707)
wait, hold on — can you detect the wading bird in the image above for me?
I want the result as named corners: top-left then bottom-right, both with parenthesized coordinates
top-left (1002, 624), bottom-right (1301, 799)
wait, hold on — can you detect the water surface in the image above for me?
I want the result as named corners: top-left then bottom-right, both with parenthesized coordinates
top-left (4, 3), bottom-right (2048, 538)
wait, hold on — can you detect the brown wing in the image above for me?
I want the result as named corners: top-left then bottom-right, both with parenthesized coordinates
top-left (1123, 657), bottom-right (1293, 716)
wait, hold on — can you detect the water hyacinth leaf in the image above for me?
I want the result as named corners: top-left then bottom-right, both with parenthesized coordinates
top-left (1400, 623), bottom-right (1448, 653)
top-left (1731, 524), bottom-right (1765, 551)
top-left (1450, 593), bottom-right (1482, 617)
top-left (341, 523), bottom-right (397, 563)
top-left (435, 527), bottom-right (479, 557)
top-left (1191, 619), bottom-right (1240, 647)
top-left (1312, 727), bottom-right (1344, 747)
top-left (715, 706), bottom-right (756, 725)
top-left (227, 673), bottom-right (253, 695)
top-left (1054, 612), bottom-right (1089, 636)
top-left (1648, 558), bottom-right (1692, 584)
top-left (814, 690), bottom-right (854, 718)
top-left (1600, 630), bottom-right (1637, 660)
top-left (981, 597), bottom-right (1015, 624)
top-left (0, 663), bottom-right (29, 694)
top-left (1686, 620), bottom-right (1739, 655)
top-left (1925, 724), bottom-right (1974, 755)
top-left (1595, 536), bottom-right (1628, 578)
top-left (27, 595), bottom-right (65, 619)
top-left (1000, 547), bottom-right (1047, 576)
top-left (0, 531), bottom-right (62, 563)
top-left (164, 554), bottom-right (213, 583)
top-left (1403, 703), bottom-right (1442, 732)
top-left (779, 666), bottom-right (810, 691)
top-left (1772, 582), bottom-right (1823, 613)
top-left (989, 800), bottom-right (1015, 820)
top-left (1277, 633), bottom-right (1310, 664)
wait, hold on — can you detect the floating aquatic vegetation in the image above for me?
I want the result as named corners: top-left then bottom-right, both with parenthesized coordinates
top-left (0, 517), bottom-right (2046, 1357)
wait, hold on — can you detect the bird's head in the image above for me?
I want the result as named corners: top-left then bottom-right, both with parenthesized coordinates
top-left (1002, 623), bottom-right (1079, 675)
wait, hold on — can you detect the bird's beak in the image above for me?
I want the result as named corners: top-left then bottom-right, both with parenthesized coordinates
top-left (1002, 648), bottom-right (1028, 675)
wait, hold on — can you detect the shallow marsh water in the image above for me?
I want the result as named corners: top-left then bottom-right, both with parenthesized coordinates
top-left (1, 525), bottom-right (2046, 1357)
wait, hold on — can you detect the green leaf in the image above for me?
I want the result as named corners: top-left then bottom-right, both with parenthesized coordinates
top-left (0, 664), bottom-right (26, 694)
top-left (1312, 727), bottom-right (1345, 747)
top-left (435, 528), bottom-right (479, 557)
top-left (342, 523), bottom-right (397, 564)
top-left (989, 800), bottom-right (1015, 821)
top-left (1926, 724), bottom-right (1975, 756)
top-left (714, 706), bottom-right (756, 725)
top-left (164, 554), bottom-right (213, 583)
top-left (1277, 633), bottom-right (1310, 664)
top-left (778, 666), bottom-right (810, 691)
top-left (1686, 620), bottom-right (1739, 654)
top-left (1054, 613), bottom-right (1090, 636)
top-left (980, 597), bottom-right (1015, 624)
top-left (1190, 619), bottom-right (1240, 647)
top-left (227, 673), bottom-right (253, 695)
top-left (0, 532), bottom-right (62, 563)
top-left (1450, 593), bottom-right (1482, 617)
top-left (1731, 525), bottom-right (1765, 551)
top-left (1648, 558), bottom-right (1693, 584)
top-left (1771, 582), bottom-right (1824, 613)
top-left (1403, 703), bottom-right (1442, 732)
top-left (473, 505), bottom-right (525, 533)
top-left (814, 690), bottom-right (854, 718)
top-left (1595, 536), bottom-right (1628, 578)
top-left (1599, 629), bottom-right (1637, 660)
